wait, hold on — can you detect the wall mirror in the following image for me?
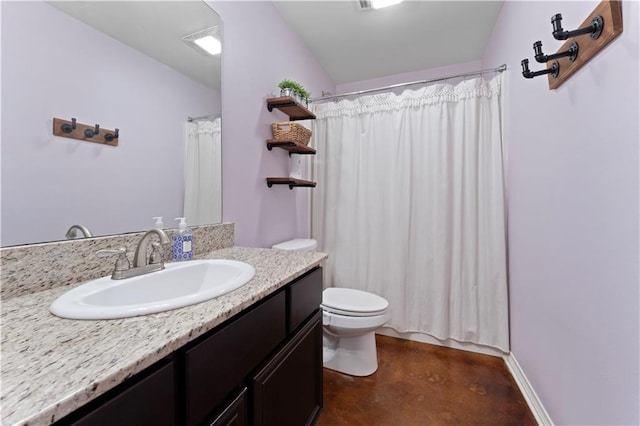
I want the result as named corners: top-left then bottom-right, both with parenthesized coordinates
top-left (0, 1), bottom-right (222, 247)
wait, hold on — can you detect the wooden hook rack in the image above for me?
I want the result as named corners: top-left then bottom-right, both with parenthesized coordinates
top-left (53, 117), bottom-right (119, 147)
top-left (547, 0), bottom-right (623, 89)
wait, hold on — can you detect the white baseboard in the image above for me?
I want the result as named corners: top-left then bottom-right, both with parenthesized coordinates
top-left (503, 353), bottom-right (554, 426)
top-left (376, 327), bottom-right (506, 357)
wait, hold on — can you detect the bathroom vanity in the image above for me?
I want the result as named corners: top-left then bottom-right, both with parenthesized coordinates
top-left (0, 246), bottom-right (327, 426)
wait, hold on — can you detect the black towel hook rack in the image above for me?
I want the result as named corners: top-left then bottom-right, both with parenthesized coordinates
top-left (520, 1), bottom-right (622, 89)
top-left (521, 59), bottom-right (559, 79)
top-left (533, 41), bottom-right (579, 63)
top-left (551, 13), bottom-right (603, 41)
top-left (53, 117), bottom-right (119, 146)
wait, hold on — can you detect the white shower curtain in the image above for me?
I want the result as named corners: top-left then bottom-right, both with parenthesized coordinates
top-left (183, 118), bottom-right (222, 225)
top-left (311, 75), bottom-right (509, 351)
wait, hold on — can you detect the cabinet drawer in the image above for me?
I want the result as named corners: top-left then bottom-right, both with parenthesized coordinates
top-left (66, 361), bottom-right (175, 426)
top-left (208, 387), bottom-right (248, 426)
top-left (185, 291), bottom-right (286, 426)
top-left (288, 267), bottom-right (322, 333)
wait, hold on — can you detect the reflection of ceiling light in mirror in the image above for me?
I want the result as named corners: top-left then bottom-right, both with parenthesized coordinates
top-left (194, 36), bottom-right (221, 55)
top-left (183, 26), bottom-right (221, 56)
top-left (359, 0), bottom-right (403, 10)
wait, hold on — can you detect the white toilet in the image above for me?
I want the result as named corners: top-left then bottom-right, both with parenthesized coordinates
top-left (272, 239), bottom-right (390, 377)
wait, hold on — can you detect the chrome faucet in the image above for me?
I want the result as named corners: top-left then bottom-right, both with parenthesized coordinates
top-left (133, 228), bottom-right (171, 267)
top-left (65, 224), bottom-right (93, 239)
top-left (97, 228), bottom-right (171, 280)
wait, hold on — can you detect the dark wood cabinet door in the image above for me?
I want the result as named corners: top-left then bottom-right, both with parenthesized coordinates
top-left (252, 311), bottom-right (323, 426)
top-left (66, 361), bottom-right (175, 426)
top-left (186, 291), bottom-right (286, 426)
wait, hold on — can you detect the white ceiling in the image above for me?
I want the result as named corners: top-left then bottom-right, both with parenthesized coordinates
top-left (273, 0), bottom-right (504, 85)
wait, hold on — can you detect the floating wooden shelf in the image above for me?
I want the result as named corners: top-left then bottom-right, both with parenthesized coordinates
top-left (266, 96), bottom-right (316, 121)
top-left (266, 139), bottom-right (316, 155)
top-left (266, 177), bottom-right (317, 189)
top-left (265, 96), bottom-right (317, 190)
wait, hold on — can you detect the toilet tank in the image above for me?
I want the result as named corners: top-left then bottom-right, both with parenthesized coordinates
top-left (272, 239), bottom-right (317, 252)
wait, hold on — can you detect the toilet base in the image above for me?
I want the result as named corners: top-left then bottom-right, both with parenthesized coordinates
top-left (322, 330), bottom-right (379, 376)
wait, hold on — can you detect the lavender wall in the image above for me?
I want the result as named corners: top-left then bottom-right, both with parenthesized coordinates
top-left (1, 2), bottom-right (219, 246)
top-left (482, 1), bottom-right (639, 424)
top-left (209, 1), bottom-right (334, 248)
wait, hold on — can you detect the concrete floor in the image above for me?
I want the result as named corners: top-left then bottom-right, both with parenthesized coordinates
top-left (317, 335), bottom-right (536, 426)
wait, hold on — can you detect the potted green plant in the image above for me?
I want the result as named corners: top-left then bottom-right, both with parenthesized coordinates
top-left (278, 79), bottom-right (298, 98)
top-left (278, 79), bottom-right (310, 105)
top-left (296, 87), bottom-right (310, 106)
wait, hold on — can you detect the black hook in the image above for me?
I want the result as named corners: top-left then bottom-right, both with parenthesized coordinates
top-left (104, 128), bottom-right (119, 142)
top-left (84, 124), bottom-right (100, 138)
top-left (534, 41), bottom-right (579, 63)
top-left (61, 118), bottom-right (76, 133)
top-left (521, 59), bottom-right (560, 79)
top-left (552, 13), bottom-right (603, 41)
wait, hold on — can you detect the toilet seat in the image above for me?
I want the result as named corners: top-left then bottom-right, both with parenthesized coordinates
top-left (321, 288), bottom-right (389, 317)
top-left (323, 310), bottom-right (390, 330)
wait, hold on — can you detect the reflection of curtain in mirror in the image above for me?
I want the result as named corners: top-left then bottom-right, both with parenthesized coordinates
top-left (183, 118), bottom-right (221, 225)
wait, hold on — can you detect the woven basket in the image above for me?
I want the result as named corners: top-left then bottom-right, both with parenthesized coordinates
top-left (271, 122), bottom-right (312, 146)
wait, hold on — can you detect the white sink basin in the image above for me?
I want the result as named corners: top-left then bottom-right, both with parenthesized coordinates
top-left (50, 259), bottom-right (255, 320)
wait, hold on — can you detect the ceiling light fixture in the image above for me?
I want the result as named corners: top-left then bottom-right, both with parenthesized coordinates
top-left (194, 36), bottom-right (221, 56)
top-left (183, 26), bottom-right (221, 56)
top-left (359, 0), bottom-right (403, 10)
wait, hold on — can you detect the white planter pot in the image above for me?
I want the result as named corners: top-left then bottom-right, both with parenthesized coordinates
top-left (281, 88), bottom-right (295, 98)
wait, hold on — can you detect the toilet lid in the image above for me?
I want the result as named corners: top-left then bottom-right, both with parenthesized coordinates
top-left (321, 288), bottom-right (389, 317)
top-left (272, 239), bottom-right (317, 251)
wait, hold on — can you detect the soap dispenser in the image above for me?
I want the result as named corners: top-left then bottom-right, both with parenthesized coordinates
top-left (152, 216), bottom-right (164, 229)
top-left (172, 217), bottom-right (194, 261)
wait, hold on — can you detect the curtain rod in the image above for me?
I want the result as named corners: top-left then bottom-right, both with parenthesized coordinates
top-left (187, 114), bottom-right (219, 122)
top-left (310, 64), bottom-right (507, 103)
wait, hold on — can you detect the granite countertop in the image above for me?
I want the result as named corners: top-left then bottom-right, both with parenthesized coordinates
top-left (0, 247), bottom-right (327, 426)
